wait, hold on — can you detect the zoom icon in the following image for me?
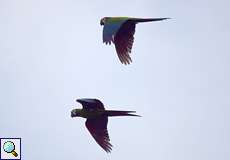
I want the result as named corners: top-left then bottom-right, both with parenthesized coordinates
top-left (0, 138), bottom-right (21, 160)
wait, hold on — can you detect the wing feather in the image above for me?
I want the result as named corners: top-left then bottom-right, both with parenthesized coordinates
top-left (76, 98), bottom-right (105, 110)
top-left (85, 117), bottom-right (112, 153)
top-left (114, 20), bottom-right (136, 65)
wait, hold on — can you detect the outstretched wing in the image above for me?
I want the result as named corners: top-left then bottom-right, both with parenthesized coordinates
top-left (85, 116), bottom-right (112, 153)
top-left (76, 98), bottom-right (105, 110)
top-left (114, 20), bottom-right (136, 65)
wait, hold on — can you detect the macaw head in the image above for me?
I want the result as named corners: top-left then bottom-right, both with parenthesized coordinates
top-left (100, 17), bottom-right (107, 26)
top-left (71, 108), bottom-right (81, 117)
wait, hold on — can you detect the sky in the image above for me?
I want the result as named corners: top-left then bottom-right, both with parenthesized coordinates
top-left (0, 0), bottom-right (230, 159)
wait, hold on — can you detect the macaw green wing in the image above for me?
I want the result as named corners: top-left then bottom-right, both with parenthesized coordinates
top-left (85, 116), bottom-right (112, 153)
top-left (76, 98), bottom-right (105, 110)
top-left (103, 19), bottom-right (127, 44)
top-left (114, 20), bottom-right (136, 64)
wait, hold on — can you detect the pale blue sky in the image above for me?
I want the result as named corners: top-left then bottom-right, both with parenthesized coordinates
top-left (0, 0), bottom-right (230, 159)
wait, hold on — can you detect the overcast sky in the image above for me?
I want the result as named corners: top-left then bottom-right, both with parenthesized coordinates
top-left (0, 0), bottom-right (230, 159)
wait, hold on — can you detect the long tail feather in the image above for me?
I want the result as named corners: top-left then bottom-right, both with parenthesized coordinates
top-left (104, 110), bottom-right (141, 117)
top-left (134, 17), bottom-right (170, 23)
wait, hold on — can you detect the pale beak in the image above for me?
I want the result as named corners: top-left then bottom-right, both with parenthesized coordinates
top-left (100, 20), bottom-right (104, 26)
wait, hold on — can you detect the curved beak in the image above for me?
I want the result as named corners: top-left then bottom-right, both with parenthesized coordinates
top-left (71, 111), bottom-right (74, 117)
top-left (71, 109), bottom-right (77, 118)
top-left (100, 18), bottom-right (105, 26)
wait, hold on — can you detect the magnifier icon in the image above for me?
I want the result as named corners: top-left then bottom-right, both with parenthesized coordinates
top-left (3, 141), bottom-right (18, 157)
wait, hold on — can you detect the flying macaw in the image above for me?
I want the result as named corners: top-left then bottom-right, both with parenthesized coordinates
top-left (71, 98), bottom-right (140, 153)
top-left (100, 17), bottom-right (170, 65)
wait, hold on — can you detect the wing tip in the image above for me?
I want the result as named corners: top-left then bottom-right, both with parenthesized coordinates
top-left (104, 143), bottom-right (113, 153)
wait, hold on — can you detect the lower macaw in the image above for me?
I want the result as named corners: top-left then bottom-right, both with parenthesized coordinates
top-left (71, 98), bottom-right (140, 153)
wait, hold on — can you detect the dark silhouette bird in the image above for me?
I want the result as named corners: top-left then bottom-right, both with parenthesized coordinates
top-left (100, 17), bottom-right (170, 65)
top-left (71, 98), bottom-right (140, 153)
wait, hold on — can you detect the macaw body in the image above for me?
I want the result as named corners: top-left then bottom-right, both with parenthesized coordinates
top-left (100, 16), bottom-right (170, 65)
top-left (72, 108), bottom-right (104, 119)
top-left (72, 108), bottom-right (137, 119)
top-left (71, 98), bottom-right (140, 153)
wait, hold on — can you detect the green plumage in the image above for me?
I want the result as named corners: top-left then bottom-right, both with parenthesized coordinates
top-left (72, 108), bottom-right (104, 119)
top-left (106, 17), bottom-right (129, 24)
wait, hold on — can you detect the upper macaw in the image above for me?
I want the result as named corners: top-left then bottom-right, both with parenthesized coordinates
top-left (100, 17), bottom-right (170, 65)
top-left (71, 98), bottom-right (140, 153)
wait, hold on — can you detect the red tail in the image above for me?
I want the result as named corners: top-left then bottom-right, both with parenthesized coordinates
top-left (104, 110), bottom-right (140, 117)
